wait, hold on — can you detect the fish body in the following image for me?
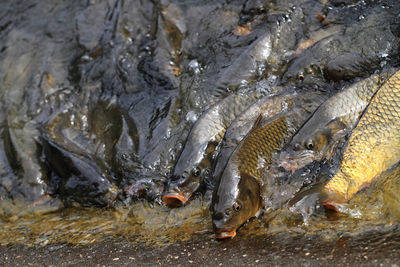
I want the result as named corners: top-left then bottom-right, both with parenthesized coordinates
top-left (218, 6), bottom-right (306, 90)
top-left (282, 4), bottom-right (400, 84)
top-left (212, 91), bottom-right (298, 187)
top-left (41, 99), bottom-right (126, 206)
top-left (279, 72), bottom-right (392, 173)
top-left (211, 92), bottom-right (325, 239)
top-left (324, 70), bottom-right (400, 204)
top-left (163, 92), bottom-right (262, 207)
top-left (216, 32), bottom-right (272, 90)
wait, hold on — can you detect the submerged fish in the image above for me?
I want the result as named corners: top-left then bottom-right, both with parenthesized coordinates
top-left (279, 72), bottom-right (392, 173)
top-left (162, 92), bottom-right (261, 207)
top-left (211, 92), bottom-right (325, 239)
top-left (39, 96), bottom-right (141, 205)
top-left (323, 69), bottom-right (400, 208)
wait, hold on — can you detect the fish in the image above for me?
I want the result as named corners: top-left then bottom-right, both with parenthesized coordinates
top-left (42, 137), bottom-right (115, 206)
top-left (236, 0), bottom-right (268, 29)
top-left (41, 99), bottom-right (127, 206)
top-left (162, 92), bottom-right (262, 207)
top-left (279, 72), bottom-right (392, 174)
top-left (216, 6), bottom-right (306, 91)
top-left (323, 69), bottom-right (400, 208)
top-left (216, 32), bottom-right (272, 90)
top-left (211, 92), bottom-right (325, 239)
top-left (282, 4), bottom-right (400, 85)
top-left (212, 91), bottom-right (298, 189)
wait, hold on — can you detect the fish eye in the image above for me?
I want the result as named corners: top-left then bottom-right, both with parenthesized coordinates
top-left (296, 72), bottom-right (305, 81)
top-left (293, 143), bottom-right (301, 151)
top-left (191, 167), bottom-right (201, 177)
top-left (232, 202), bottom-right (241, 212)
top-left (305, 139), bottom-right (314, 150)
top-left (203, 168), bottom-right (211, 177)
top-left (225, 209), bottom-right (232, 216)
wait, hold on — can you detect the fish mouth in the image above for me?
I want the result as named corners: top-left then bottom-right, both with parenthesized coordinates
top-left (214, 229), bottom-right (237, 240)
top-left (279, 151), bottom-right (314, 173)
top-left (322, 190), bottom-right (348, 212)
top-left (279, 159), bottom-right (299, 174)
top-left (162, 192), bottom-right (189, 208)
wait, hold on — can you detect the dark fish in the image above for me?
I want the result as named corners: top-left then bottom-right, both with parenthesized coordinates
top-left (323, 52), bottom-right (374, 81)
top-left (237, 0), bottom-right (268, 27)
top-left (217, 6), bottom-right (306, 90)
top-left (279, 72), bottom-right (392, 173)
top-left (211, 92), bottom-right (325, 239)
top-left (216, 32), bottom-right (272, 90)
top-left (282, 4), bottom-right (400, 84)
top-left (162, 92), bottom-right (262, 207)
top-left (41, 99), bottom-right (127, 206)
top-left (42, 137), bottom-right (115, 206)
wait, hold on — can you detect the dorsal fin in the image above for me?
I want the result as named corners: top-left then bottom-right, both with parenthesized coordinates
top-left (251, 114), bottom-right (264, 131)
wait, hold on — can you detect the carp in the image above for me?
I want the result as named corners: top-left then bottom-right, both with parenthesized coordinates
top-left (211, 92), bottom-right (325, 239)
top-left (212, 91), bottom-right (298, 189)
top-left (323, 69), bottom-right (400, 207)
top-left (216, 32), bottom-right (272, 90)
top-left (279, 72), bottom-right (392, 173)
top-left (41, 99), bottom-right (126, 206)
top-left (163, 92), bottom-right (262, 207)
top-left (282, 4), bottom-right (400, 85)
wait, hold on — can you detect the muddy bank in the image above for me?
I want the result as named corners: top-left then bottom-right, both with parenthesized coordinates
top-left (1, 198), bottom-right (400, 266)
top-left (1, 227), bottom-right (400, 266)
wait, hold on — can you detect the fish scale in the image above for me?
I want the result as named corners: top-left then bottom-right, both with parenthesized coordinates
top-left (237, 117), bottom-right (287, 178)
top-left (325, 70), bottom-right (400, 200)
top-left (211, 92), bottom-right (326, 239)
top-left (163, 91), bottom-right (262, 207)
top-left (279, 72), bottom-right (393, 173)
top-left (319, 73), bottom-right (390, 128)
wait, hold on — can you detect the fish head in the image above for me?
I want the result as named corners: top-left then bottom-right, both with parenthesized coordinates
top-left (163, 142), bottom-right (215, 208)
top-left (211, 171), bottom-right (262, 239)
top-left (279, 119), bottom-right (346, 173)
top-left (281, 55), bottom-right (325, 88)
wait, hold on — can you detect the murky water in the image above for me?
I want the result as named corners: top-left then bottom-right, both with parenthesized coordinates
top-left (1, 0), bottom-right (400, 264)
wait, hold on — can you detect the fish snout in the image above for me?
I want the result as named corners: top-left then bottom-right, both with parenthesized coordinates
top-left (163, 172), bottom-right (203, 208)
top-left (278, 152), bottom-right (299, 173)
top-left (278, 150), bottom-right (314, 173)
top-left (212, 212), bottom-right (236, 239)
top-left (162, 189), bottom-right (190, 208)
top-left (214, 229), bottom-right (237, 240)
top-left (162, 174), bottom-right (191, 207)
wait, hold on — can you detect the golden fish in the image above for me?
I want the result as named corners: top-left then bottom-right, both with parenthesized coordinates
top-left (324, 70), bottom-right (400, 206)
top-left (280, 71), bottom-right (392, 173)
